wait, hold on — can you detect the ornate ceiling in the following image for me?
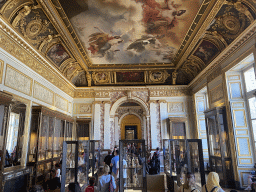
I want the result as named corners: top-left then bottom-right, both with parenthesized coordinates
top-left (0, 0), bottom-right (255, 87)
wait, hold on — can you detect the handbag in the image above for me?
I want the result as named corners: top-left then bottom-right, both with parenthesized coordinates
top-left (109, 175), bottom-right (115, 192)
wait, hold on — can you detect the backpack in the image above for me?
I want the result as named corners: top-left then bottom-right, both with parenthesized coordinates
top-left (109, 175), bottom-right (115, 192)
top-left (205, 185), bottom-right (218, 192)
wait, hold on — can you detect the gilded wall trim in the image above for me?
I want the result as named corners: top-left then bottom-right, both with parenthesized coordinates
top-left (0, 59), bottom-right (3, 84)
top-left (174, 0), bottom-right (225, 68)
top-left (0, 19), bottom-right (75, 97)
top-left (4, 64), bottom-right (32, 96)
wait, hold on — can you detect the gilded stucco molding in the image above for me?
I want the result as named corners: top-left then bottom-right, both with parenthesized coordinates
top-left (0, 19), bottom-right (75, 97)
top-left (149, 89), bottom-right (189, 97)
top-left (189, 21), bottom-right (256, 90)
top-left (174, 0), bottom-right (226, 69)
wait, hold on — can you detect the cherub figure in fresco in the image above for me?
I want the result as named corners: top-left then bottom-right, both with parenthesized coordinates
top-left (88, 27), bottom-right (123, 60)
top-left (142, 0), bottom-right (186, 33)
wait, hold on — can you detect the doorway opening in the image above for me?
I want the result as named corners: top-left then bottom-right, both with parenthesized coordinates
top-left (121, 114), bottom-right (141, 140)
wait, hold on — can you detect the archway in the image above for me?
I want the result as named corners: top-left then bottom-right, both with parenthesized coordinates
top-left (121, 114), bottom-right (142, 140)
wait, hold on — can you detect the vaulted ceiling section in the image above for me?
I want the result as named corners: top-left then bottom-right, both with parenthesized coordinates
top-left (0, 0), bottom-right (255, 87)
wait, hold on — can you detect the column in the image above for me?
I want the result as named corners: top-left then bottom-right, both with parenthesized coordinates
top-left (104, 101), bottom-right (111, 149)
top-left (146, 116), bottom-right (151, 150)
top-left (115, 115), bottom-right (119, 146)
top-left (150, 101), bottom-right (158, 149)
top-left (159, 100), bottom-right (168, 140)
top-left (93, 101), bottom-right (101, 140)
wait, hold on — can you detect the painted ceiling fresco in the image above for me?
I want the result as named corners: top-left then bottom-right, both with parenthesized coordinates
top-left (59, 0), bottom-right (202, 65)
top-left (0, 0), bottom-right (255, 87)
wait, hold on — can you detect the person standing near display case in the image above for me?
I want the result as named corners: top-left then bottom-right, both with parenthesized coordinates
top-left (202, 172), bottom-right (225, 192)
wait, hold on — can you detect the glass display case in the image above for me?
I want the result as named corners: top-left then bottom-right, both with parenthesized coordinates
top-left (61, 140), bottom-right (101, 192)
top-left (204, 107), bottom-right (234, 187)
top-left (163, 139), bottom-right (205, 191)
top-left (27, 106), bottom-right (74, 185)
top-left (119, 140), bottom-right (147, 192)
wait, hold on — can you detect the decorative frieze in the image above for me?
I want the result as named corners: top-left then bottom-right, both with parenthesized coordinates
top-left (33, 81), bottom-right (54, 105)
top-left (55, 94), bottom-right (68, 111)
top-left (74, 90), bottom-right (95, 98)
top-left (5, 65), bottom-right (32, 96)
top-left (150, 89), bottom-right (189, 97)
top-left (95, 91), bottom-right (110, 98)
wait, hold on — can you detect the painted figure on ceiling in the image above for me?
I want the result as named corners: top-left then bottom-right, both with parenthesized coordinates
top-left (142, 0), bottom-right (186, 33)
top-left (88, 27), bottom-right (124, 61)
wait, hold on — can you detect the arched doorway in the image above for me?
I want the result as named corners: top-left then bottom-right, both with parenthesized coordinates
top-left (121, 114), bottom-right (142, 140)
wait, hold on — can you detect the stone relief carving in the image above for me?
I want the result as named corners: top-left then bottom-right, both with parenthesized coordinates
top-left (55, 94), bottom-right (68, 111)
top-left (5, 65), bottom-right (32, 95)
top-left (33, 81), bottom-right (54, 105)
top-left (168, 102), bottom-right (184, 113)
top-left (77, 103), bottom-right (92, 114)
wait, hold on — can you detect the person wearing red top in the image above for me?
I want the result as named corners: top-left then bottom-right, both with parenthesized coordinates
top-left (85, 178), bottom-right (95, 192)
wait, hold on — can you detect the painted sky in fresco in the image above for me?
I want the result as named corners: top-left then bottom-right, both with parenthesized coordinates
top-left (68, 0), bottom-right (201, 65)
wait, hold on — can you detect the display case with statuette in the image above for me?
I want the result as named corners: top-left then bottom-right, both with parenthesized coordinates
top-left (204, 107), bottom-right (234, 187)
top-left (27, 106), bottom-right (74, 185)
top-left (61, 140), bottom-right (101, 192)
top-left (119, 140), bottom-right (147, 192)
top-left (163, 139), bottom-right (206, 191)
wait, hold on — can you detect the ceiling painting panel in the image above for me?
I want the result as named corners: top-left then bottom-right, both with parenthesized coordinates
top-left (59, 0), bottom-right (202, 65)
top-left (47, 43), bottom-right (70, 67)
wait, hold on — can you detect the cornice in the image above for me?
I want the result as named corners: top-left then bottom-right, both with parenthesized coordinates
top-left (0, 16), bottom-right (75, 97)
top-left (188, 21), bottom-right (256, 90)
top-left (174, 0), bottom-right (225, 69)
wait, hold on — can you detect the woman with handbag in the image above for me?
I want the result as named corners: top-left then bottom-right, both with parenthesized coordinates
top-left (98, 165), bottom-right (116, 192)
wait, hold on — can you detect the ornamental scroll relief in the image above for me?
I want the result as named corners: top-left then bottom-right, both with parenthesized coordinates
top-left (33, 81), bottom-right (54, 105)
top-left (5, 65), bottom-right (32, 96)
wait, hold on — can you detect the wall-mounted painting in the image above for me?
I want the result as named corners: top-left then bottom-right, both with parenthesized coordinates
top-left (47, 44), bottom-right (70, 67)
top-left (116, 72), bottom-right (144, 83)
top-left (59, 0), bottom-right (202, 65)
top-left (193, 40), bottom-right (219, 64)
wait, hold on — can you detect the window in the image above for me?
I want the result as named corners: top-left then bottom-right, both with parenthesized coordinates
top-left (243, 66), bottom-right (256, 151)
